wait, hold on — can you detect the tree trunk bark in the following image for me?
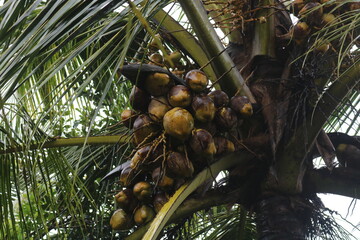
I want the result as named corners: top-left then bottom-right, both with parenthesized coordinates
top-left (255, 193), bottom-right (307, 240)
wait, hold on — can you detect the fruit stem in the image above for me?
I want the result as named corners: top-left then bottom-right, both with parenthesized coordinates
top-left (152, 9), bottom-right (218, 85)
top-left (252, 0), bottom-right (276, 58)
top-left (127, 1), bottom-right (174, 68)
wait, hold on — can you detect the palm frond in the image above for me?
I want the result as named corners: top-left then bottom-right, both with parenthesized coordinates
top-left (0, 0), bottom-right (172, 238)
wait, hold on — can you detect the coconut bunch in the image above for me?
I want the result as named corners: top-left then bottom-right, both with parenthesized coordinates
top-left (109, 66), bottom-right (254, 231)
top-left (289, 0), bottom-right (358, 49)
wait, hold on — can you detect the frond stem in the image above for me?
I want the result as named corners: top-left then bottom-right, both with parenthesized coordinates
top-left (178, 0), bottom-right (255, 101)
top-left (0, 135), bottom-right (129, 154)
top-left (276, 59), bottom-right (360, 193)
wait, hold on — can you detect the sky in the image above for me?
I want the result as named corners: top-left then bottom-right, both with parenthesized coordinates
top-left (321, 194), bottom-right (360, 238)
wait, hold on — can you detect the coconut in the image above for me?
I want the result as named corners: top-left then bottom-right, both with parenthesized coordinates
top-left (189, 129), bottom-right (217, 156)
top-left (148, 96), bottom-right (172, 122)
top-left (134, 205), bottom-right (155, 225)
top-left (192, 95), bottom-right (216, 122)
top-left (168, 85), bottom-right (192, 107)
top-left (153, 192), bottom-right (169, 213)
top-left (132, 143), bottom-right (164, 171)
top-left (115, 188), bottom-right (138, 211)
top-left (132, 114), bottom-right (159, 146)
top-left (230, 96), bottom-right (253, 117)
top-left (149, 53), bottom-right (164, 66)
top-left (110, 209), bottom-right (133, 230)
top-left (166, 151), bottom-right (194, 178)
top-left (215, 107), bottom-right (238, 130)
top-left (163, 107), bottom-right (194, 141)
top-left (152, 167), bottom-right (174, 189)
top-left (121, 109), bottom-right (137, 128)
top-left (321, 13), bottom-right (336, 26)
top-left (195, 121), bottom-right (218, 136)
top-left (129, 86), bottom-right (151, 112)
top-left (208, 90), bottom-right (229, 107)
top-left (290, 22), bottom-right (310, 41)
top-left (315, 42), bottom-right (330, 53)
top-left (214, 137), bottom-right (235, 155)
top-left (185, 70), bottom-right (208, 92)
top-left (144, 72), bottom-right (174, 97)
top-left (119, 164), bottom-right (136, 187)
top-left (130, 145), bottom-right (152, 169)
top-left (133, 181), bottom-right (153, 201)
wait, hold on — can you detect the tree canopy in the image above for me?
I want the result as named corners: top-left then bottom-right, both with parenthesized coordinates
top-left (0, 0), bottom-right (359, 239)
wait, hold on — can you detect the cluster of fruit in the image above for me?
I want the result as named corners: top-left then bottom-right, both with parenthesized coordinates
top-left (289, 0), bottom-right (359, 48)
top-left (109, 65), bottom-right (253, 230)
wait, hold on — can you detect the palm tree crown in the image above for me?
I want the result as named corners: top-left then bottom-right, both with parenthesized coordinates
top-left (0, 0), bottom-right (359, 239)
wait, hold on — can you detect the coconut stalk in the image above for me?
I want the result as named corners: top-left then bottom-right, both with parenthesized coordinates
top-left (127, 1), bottom-right (174, 68)
top-left (251, 0), bottom-right (276, 58)
top-left (203, 0), bottom-right (243, 44)
top-left (178, 0), bottom-right (255, 101)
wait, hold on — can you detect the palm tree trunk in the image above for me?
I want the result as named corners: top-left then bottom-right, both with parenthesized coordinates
top-left (255, 193), bottom-right (307, 240)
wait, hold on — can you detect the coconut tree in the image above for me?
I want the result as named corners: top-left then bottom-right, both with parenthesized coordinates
top-left (0, 0), bottom-right (359, 239)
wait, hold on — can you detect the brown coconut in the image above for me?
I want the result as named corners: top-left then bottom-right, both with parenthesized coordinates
top-left (230, 95), bottom-right (253, 117)
top-left (208, 90), bottom-right (229, 107)
top-left (132, 114), bottom-right (159, 146)
top-left (130, 145), bottom-right (152, 169)
top-left (153, 192), bottom-right (169, 213)
top-left (166, 151), bottom-right (194, 178)
top-left (163, 107), bottom-right (194, 141)
top-left (134, 205), bottom-right (155, 226)
top-left (144, 72), bottom-right (174, 96)
top-left (192, 95), bottom-right (216, 122)
top-left (214, 137), bottom-right (235, 155)
top-left (215, 107), bottom-right (238, 130)
top-left (129, 86), bottom-right (151, 112)
top-left (133, 181), bottom-right (153, 201)
top-left (110, 209), bottom-right (134, 230)
top-left (152, 167), bottom-right (174, 189)
top-left (185, 70), bottom-right (208, 92)
top-left (189, 129), bottom-right (217, 156)
top-left (148, 96), bottom-right (172, 122)
top-left (115, 188), bottom-right (138, 211)
top-left (121, 109), bottom-right (137, 128)
top-left (119, 164), bottom-right (137, 187)
top-left (168, 85), bottom-right (192, 107)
